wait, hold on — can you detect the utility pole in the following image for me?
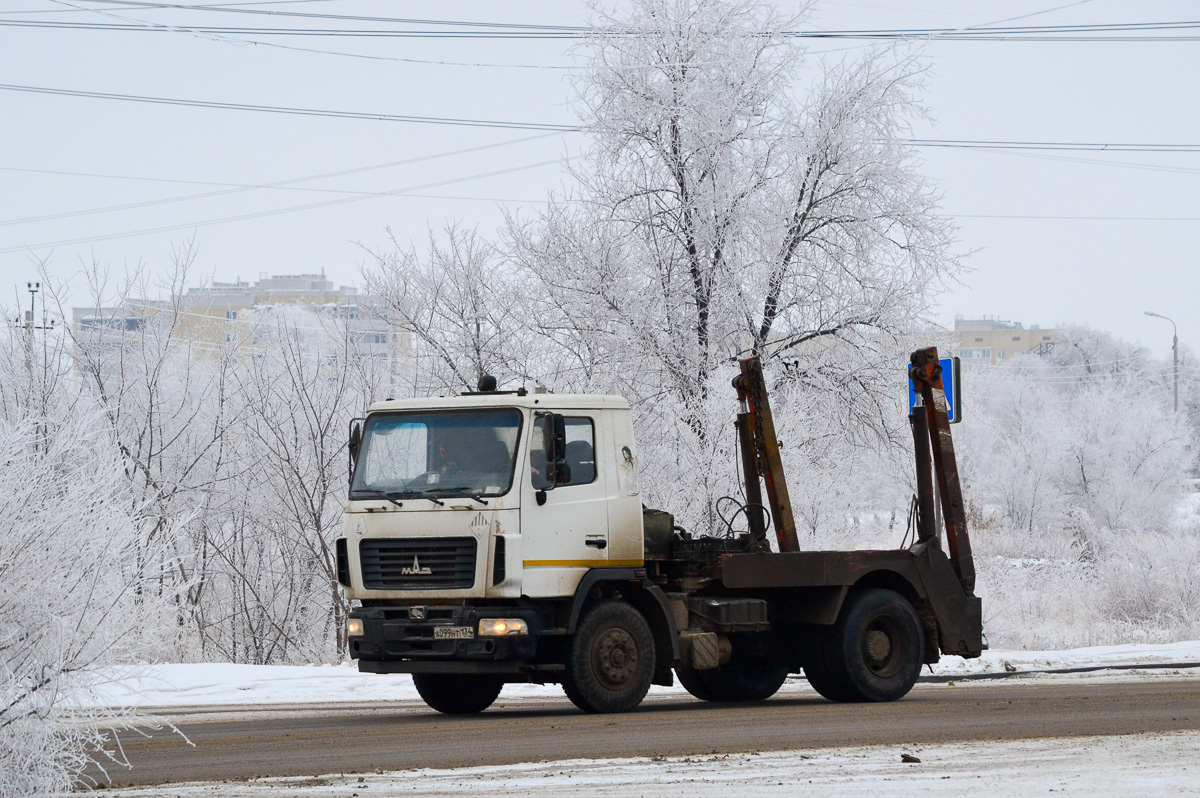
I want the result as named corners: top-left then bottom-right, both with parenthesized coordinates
top-left (1144, 311), bottom-right (1178, 413)
top-left (12, 281), bottom-right (57, 450)
top-left (14, 281), bottom-right (56, 334)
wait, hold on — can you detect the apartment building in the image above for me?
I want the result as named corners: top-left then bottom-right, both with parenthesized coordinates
top-left (73, 273), bottom-right (405, 362)
top-left (952, 316), bottom-right (1059, 366)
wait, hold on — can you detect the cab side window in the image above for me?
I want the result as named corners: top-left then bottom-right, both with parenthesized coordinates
top-left (530, 416), bottom-right (596, 488)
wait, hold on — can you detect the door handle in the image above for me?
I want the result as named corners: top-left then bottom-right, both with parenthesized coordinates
top-left (585, 538), bottom-right (608, 549)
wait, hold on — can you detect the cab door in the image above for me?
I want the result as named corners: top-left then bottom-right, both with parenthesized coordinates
top-left (520, 413), bottom-right (611, 597)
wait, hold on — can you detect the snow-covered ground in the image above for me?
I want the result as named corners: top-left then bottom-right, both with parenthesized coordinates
top-left (105, 731), bottom-right (1200, 797)
top-left (82, 640), bottom-right (1200, 710)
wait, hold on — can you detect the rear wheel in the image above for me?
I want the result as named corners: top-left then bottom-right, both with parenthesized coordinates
top-left (820, 589), bottom-right (924, 702)
top-left (674, 665), bottom-right (720, 701)
top-left (680, 648), bottom-right (788, 702)
top-left (562, 600), bottom-right (655, 714)
top-left (800, 630), bottom-right (857, 702)
top-left (412, 673), bottom-right (504, 714)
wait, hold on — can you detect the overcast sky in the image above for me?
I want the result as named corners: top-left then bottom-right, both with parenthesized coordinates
top-left (3, 0), bottom-right (1197, 361)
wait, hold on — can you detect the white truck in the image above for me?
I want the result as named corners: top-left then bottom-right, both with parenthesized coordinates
top-left (337, 349), bottom-right (983, 714)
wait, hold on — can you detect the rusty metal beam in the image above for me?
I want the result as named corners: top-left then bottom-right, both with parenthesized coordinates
top-left (909, 347), bottom-right (975, 595)
top-left (735, 411), bottom-right (768, 545)
top-left (909, 399), bottom-right (937, 543)
top-left (732, 356), bottom-right (800, 553)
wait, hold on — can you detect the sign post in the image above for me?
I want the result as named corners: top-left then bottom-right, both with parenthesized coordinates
top-left (908, 356), bottom-right (962, 423)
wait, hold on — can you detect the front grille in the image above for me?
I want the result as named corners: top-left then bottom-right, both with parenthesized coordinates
top-left (359, 537), bottom-right (477, 590)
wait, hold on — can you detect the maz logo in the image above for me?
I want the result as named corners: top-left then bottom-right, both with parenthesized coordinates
top-left (401, 556), bottom-right (433, 576)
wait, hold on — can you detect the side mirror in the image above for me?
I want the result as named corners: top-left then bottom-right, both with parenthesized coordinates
top-left (540, 413), bottom-right (571, 488)
top-left (348, 418), bottom-right (364, 488)
top-left (349, 420), bottom-right (363, 463)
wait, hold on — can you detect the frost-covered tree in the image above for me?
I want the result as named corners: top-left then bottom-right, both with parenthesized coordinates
top-left (58, 251), bottom-right (244, 658)
top-left (228, 305), bottom-right (387, 660)
top-left (501, 0), bottom-right (959, 527)
top-left (43, 254), bottom-right (390, 665)
top-left (363, 224), bottom-right (538, 395)
top-left (365, 1), bottom-right (959, 532)
top-left (959, 327), bottom-right (1191, 537)
top-left (955, 327), bottom-right (1198, 649)
top-left (0, 310), bottom-right (174, 794)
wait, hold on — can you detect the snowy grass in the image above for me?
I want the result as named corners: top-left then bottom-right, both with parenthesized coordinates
top-left (972, 492), bottom-right (1200, 650)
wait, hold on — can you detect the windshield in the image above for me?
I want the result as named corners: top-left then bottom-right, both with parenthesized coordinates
top-left (350, 408), bottom-right (523, 500)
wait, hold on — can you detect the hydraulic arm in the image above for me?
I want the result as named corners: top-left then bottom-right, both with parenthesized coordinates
top-left (908, 347), bottom-right (975, 595)
top-left (732, 355), bottom-right (800, 553)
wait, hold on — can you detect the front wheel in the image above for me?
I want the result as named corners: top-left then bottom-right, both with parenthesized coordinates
top-left (412, 673), bottom-right (504, 714)
top-left (821, 589), bottom-right (924, 702)
top-left (562, 601), bottom-right (655, 713)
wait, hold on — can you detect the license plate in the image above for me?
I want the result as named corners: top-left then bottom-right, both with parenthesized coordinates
top-left (433, 626), bottom-right (474, 640)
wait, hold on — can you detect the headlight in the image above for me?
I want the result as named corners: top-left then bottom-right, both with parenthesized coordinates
top-left (347, 618), bottom-right (365, 637)
top-left (478, 618), bottom-right (528, 637)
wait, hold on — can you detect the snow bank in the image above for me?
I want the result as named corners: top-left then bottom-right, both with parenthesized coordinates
top-left (928, 639), bottom-right (1200, 677)
top-left (82, 640), bottom-right (1200, 710)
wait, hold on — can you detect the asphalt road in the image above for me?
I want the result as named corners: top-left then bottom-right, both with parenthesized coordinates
top-left (97, 678), bottom-right (1200, 788)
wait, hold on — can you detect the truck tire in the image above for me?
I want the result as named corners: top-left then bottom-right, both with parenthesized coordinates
top-left (562, 600), bottom-right (655, 713)
top-left (800, 631), bottom-right (857, 702)
top-left (688, 648), bottom-right (789, 702)
top-left (822, 589), bottom-right (923, 702)
top-left (674, 665), bottom-right (720, 701)
top-left (412, 673), bottom-right (504, 714)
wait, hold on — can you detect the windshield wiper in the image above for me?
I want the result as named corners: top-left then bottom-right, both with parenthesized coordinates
top-left (423, 487), bottom-right (490, 506)
top-left (352, 489), bottom-right (405, 509)
top-left (376, 489), bottom-right (448, 506)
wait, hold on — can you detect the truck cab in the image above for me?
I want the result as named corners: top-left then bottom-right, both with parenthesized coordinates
top-left (340, 390), bottom-right (678, 713)
top-left (341, 391), bottom-right (644, 602)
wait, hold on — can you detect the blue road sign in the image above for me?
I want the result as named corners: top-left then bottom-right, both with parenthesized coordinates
top-left (909, 356), bottom-right (961, 423)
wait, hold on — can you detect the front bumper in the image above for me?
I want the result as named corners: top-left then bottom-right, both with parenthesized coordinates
top-left (349, 605), bottom-right (544, 673)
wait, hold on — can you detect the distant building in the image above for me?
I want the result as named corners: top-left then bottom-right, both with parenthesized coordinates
top-left (72, 272), bottom-right (406, 363)
top-left (951, 316), bottom-right (1059, 366)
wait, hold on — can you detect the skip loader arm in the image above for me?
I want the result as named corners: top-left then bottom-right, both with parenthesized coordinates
top-left (732, 355), bottom-right (800, 553)
top-left (718, 347), bottom-right (983, 662)
top-left (909, 347), bottom-right (976, 596)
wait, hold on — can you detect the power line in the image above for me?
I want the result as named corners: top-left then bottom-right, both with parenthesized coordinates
top-left (68, 1), bottom-right (594, 31)
top-left (951, 148), bottom-right (1200, 177)
top-left (0, 162), bottom-right (550, 206)
top-left (998, 355), bottom-right (1143, 370)
top-left (0, 18), bottom-right (587, 37)
top-left (0, 131), bottom-right (562, 227)
top-left (17, 1), bottom-right (599, 70)
top-left (0, 156), bottom-right (571, 254)
top-left (0, 83), bottom-right (580, 131)
top-left (906, 139), bottom-right (1200, 153)
top-left (47, 0), bottom-right (590, 71)
top-left (952, 214), bottom-right (1200, 221)
top-left (963, 1), bottom-right (1096, 31)
top-left (7, 83), bottom-right (1200, 156)
top-left (1, 0), bottom-right (338, 9)
top-left (6, 16), bottom-right (1200, 40)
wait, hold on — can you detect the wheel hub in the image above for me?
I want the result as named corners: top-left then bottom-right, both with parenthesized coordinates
top-left (861, 617), bottom-right (904, 678)
top-left (865, 629), bottom-right (892, 664)
top-left (592, 628), bottom-right (638, 688)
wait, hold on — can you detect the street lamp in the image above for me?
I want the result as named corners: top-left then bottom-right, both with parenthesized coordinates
top-left (1144, 311), bottom-right (1178, 413)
